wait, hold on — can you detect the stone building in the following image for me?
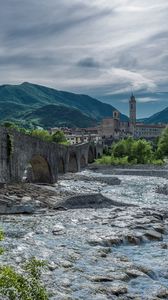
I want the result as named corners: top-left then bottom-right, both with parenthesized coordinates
top-left (98, 110), bottom-right (130, 140)
top-left (99, 94), bottom-right (167, 140)
top-left (134, 123), bottom-right (166, 139)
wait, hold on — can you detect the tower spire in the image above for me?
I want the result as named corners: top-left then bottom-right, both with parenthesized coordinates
top-left (129, 93), bottom-right (136, 132)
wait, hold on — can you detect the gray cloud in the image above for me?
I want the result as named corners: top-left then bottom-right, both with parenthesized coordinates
top-left (0, 0), bottom-right (168, 101)
top-left (77, 57), bottom-right (100, 68)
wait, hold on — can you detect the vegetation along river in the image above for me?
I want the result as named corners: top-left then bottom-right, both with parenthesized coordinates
top-left (0, 170), bottom-right (168, 300)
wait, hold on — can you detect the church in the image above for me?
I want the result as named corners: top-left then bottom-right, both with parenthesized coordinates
top-left (98, 94), bottom-right (166, 141)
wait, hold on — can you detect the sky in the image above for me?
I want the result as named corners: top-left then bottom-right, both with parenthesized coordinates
top-left (0, 0), bottom-right (168, 117)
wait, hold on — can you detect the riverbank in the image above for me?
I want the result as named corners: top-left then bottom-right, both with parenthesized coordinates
top-left (0, 168), bottom-right (168, 212)
top-left (88, 163), bottom-right (168, 178)
top-left (1, 170), bottom-right (168, 299)
top-left (0, 173), bottom-right (121, 214)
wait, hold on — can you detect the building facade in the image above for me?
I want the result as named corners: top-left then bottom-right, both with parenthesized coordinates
top-left (99, 94), bottom-right (167, 140)
top-left (98, 110), bottom-right (130, 140)
top-left (50, 127), bottom-right (102, 145)
top-left (134, 124), bottom-right (165, 139)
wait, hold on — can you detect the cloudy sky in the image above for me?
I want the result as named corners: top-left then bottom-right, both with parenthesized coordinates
top-left (0, 0), bottom-right (168, 117)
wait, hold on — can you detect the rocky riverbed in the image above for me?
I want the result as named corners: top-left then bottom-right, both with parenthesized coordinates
top-left (0, 170), bottom-right (168, 299)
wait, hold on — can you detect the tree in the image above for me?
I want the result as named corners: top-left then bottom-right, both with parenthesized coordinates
top-left (3, 121), bottom-right (19, 129)
top-left (112, 137), bottom-right (134, 159)
top-left (111, 138), bottom-right (153, 164)
top-left (30, 129), bottom-right (52, 142)
top-left (132, 139), bottom-right (153, 164)
top-left (3, 122), bottom-right (30, 135)
top-left (112, 140), bottom-right (127, 158)
top-left (157, 126), bottom-right (168, 158)
top-left (52, 130), bottom-right (67, 144)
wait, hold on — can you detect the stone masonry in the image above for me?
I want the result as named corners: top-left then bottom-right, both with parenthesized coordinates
top-left (0, 127), bottom-right (103, 184)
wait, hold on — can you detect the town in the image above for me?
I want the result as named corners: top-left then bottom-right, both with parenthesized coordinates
top-left (50, 94), bottom-right (167, 145)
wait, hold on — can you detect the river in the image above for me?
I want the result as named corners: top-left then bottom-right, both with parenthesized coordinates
top-left (0, 171), bottom-right (168, 299)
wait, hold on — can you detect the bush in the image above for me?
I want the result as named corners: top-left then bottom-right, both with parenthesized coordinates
top-left (111, 155), bottom-right (129, 165)
top-left (0, 230), bottom-right (4, 241)
top-left (96, 155), bottom-right (129, 165)
top-left (0, 230), bottom-right (48, 300)
top-left (0, 230), bottom-right (4, 255)
top-left (96, 155), bottom-right (112, 165)
top-left (151, 159), bottom-right (164, 166)
top-left (111, 138), bottom-right (153, 164)
top-left (96, 137), bottom-right (165, 166)
top-left (2, 122), bottom-right (69, 145)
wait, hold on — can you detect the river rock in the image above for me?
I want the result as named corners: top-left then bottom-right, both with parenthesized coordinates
top-left (111, 272), bottom-right (129, 281)
top-left (126, 234), bottom-right (143, 245)
top-left (156, 287), bottom-right (168, 298)
top-left (0, 204), bottom-right (35, 214)
top-left (55, 193), bottom-right (134, 210)
top-left (61, 279), bottom-right (72, 288)
top-left (52, 224), bottom-right (65, 235)
top-left (61, 261), bottom-right (73, 268)
top-left (21, 196), bottom-right (32, 203)
top-left (107, 284), bottom-right (128, 296)
top-left (153, 224), bottom-right (165, 234)
top-left (90, 275), bottom-right (114, 282)
top-left (93, 294), bottom-right (108, 300)
top-left (136, 265), bottom-right (156, 279)
top-left (97, 247), bottom-right (111, 257)
top-left (160, 243), bottom-right (168, 249)
top-left (48, 262), bottom-right (58, 271)
top-left (145, 229), bottom-right (163, 241)
top-left (88, 235), bottom-right (123, 247)
top-left (126, 268), bottom-right (147, 278)
top-left (156, 184), bottom-right (168, 195)
top-left (76, 175), bottom-right (121, 186)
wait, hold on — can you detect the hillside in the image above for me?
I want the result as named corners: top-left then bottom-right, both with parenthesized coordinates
top-left (22, 105), bottom-right (97, 128)
top-left (0, 82), bottom-right (127, 128)
top-left (144, 106), bottom-right (168, 124)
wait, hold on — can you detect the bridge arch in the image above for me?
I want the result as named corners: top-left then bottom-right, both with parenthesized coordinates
top-left (58, 157), bottom-right (65, 174)
top-left (97, 152), bottom-right (101, 158)
top-left (80, 154), bottom-right (86, 169)
top-left (23, 155), bottom-right (52, 183)
top-left (88, 145), bottom-right (95, 163)
top-left (7, 134), bottom-right (13, 163)
top-left (68, 152), bottom-right (78, 173)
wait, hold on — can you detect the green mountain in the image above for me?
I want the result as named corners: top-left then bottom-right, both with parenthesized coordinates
top-left (144, 106), bottom-right (168, 124)
top-left (0, 82), bottom-right (128, 128)
top-left (23, 105), bottom-right (97, 128)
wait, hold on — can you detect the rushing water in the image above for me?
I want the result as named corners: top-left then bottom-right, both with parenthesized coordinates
top-left (0, 172), bottom-right (168, 299)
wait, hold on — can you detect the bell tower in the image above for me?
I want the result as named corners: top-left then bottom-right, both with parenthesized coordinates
top-left (129, 93), bottom-right (136, 128)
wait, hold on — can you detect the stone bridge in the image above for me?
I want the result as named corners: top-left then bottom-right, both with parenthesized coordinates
top-left (0, 127), bottom-right (103, 184)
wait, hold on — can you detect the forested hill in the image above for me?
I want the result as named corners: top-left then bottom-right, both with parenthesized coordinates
top-left (0, 82), bottom-right (127, 128)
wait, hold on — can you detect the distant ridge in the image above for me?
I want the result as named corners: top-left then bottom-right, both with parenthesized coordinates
top-left (143, 106), bottom-right (168, 124)
top-left (0, 82), bottom-right (128, 128)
